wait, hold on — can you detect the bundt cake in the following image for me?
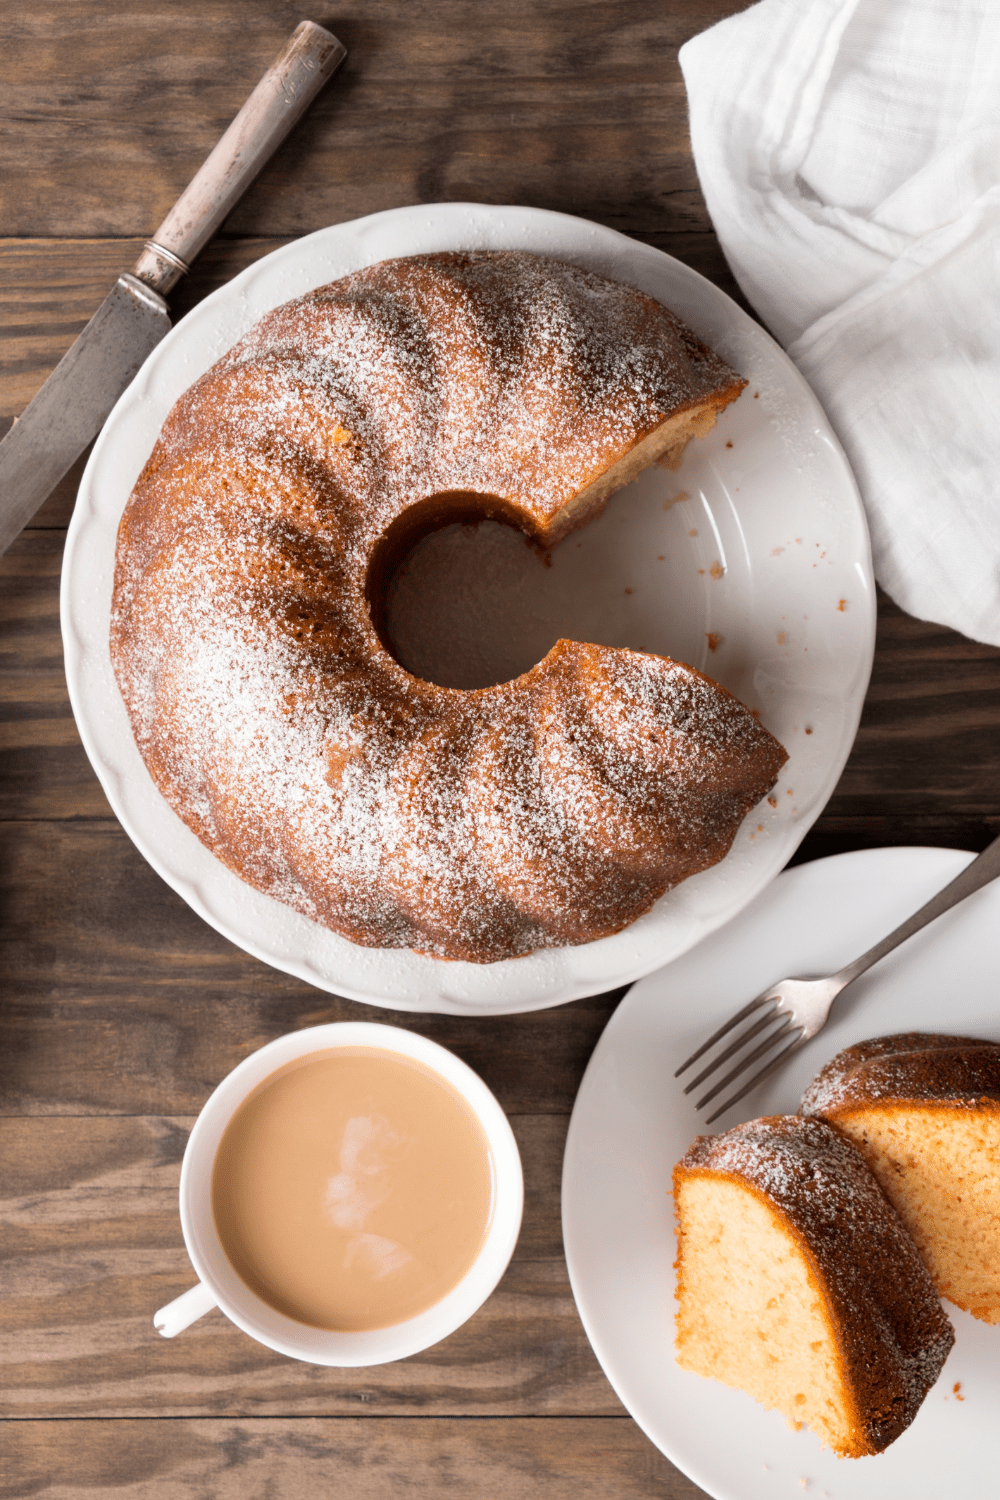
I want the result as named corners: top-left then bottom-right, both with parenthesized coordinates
top-left (110, 249), bottom-right (787, 962)
top-left (802, 1032), bottom-right (1000, 1323)
top-left (673, 1115), bottom-right (954, 1458)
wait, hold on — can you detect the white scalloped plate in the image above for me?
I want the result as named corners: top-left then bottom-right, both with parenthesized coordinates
top-left (61, 203), bottom-right (875, 1014)
top-left (562, 847), bottom-right (1000, 1500)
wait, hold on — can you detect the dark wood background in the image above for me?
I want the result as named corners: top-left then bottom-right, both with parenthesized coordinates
top-left (2, 3), bottom-right (999, 1496)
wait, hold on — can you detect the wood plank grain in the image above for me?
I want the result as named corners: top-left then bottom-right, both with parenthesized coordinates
top-left (792, 609), bottom-right (1000, 864)
top-left (0, 1417), bottom-right (706, 1500)
top-left (0, 237), bottom-right (288, 458)
top-left (0, 533), bottom-right (110, 818)
top-left (0, 820), bottom-right (624, 1116)
top-left (1, 1261), bottom-right (607, 1420)
top-left (0, 1115), bottom-right (621, 1419)
top-left (0, 0), bottom-right (741, 247)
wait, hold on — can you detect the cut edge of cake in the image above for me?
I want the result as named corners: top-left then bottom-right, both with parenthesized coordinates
top-left (546, 385), bottom-right (745, 545)
top-left (672, 1115), bottom-right (954, 1459)
top-left (802, 1032), bottom-right (1000, 1325)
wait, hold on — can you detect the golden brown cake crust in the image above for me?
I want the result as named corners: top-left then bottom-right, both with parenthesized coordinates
top-left (801, 1034), bottom-right (1000, 1325)
top-left (675, 1115), bottom-right (954, 1456)
top-left (801, 1033), bottom-right (1000, 1116)
top-left (110, 250), bottom-right (784, 962)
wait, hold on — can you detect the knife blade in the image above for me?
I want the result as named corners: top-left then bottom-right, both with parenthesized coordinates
top-left (0, 275), bottom-right (170, 554)
top-left (0, 20), bottom-right (346, 558)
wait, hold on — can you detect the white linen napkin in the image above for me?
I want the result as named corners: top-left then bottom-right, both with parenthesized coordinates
top-left (680, 0), bottom-right (1000, 646)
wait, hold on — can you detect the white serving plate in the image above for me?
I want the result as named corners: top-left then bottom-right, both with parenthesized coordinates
top-left (562, 846), bottom-right (1000, 1500)
top-left (62, 202), bottom-right (875, 1014)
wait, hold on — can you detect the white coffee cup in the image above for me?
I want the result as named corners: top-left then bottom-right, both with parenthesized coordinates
top-left (153, 1021), bottom-right (523, 1365)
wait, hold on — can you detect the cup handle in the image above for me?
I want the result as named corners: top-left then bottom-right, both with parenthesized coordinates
top-left (154, 1281), bottom-right (217, 1338)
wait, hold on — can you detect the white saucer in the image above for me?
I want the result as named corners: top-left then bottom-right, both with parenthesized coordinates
top-left (562, 846), bottom-right (1000, 1499)
top-left (61, 202), bottom-right (875, 1014)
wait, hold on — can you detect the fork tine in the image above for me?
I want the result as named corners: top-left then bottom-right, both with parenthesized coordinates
top-left (681, 1003), bottom-right (782, 1094)
top-left (674, 994), bottom-right (775, 1078)
top-left (694, 1015), bottom-right (799, 1110)
top-left (703, 1035), bottom-right (808, 1125)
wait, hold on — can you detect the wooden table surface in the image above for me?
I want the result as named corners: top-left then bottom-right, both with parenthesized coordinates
top-left (2, 3), bottom-right (999, 1496)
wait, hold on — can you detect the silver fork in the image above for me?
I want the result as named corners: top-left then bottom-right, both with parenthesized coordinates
top-left (675, 832), bottom-right (1000, 1125)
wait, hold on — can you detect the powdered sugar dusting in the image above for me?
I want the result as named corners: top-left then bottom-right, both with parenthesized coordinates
top-left (110, 250), bottom-right (781, 962)
top-left (801, 1033), bottom-right (1000, 1115)
top-left (679, 1115), bottom-right (955, 1445)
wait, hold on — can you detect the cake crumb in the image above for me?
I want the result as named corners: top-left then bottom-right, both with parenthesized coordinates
top-left (706, 632), bottom-right (721, 652)
top-left (777, 631), bottom-right (787, 645)
top-left (953, 1381), bottom-right (964, 1400)
top-left (689, 528), bottom-right (698, 537)
top-left (709, 560), bottom-right (725, 580)
top-left (664, 490), bottom-right (689, 510)
top-left (836, 599), bottom-right (846, 612)
top-left (804, 726), bottom-right (813, 735)
top-left (726, 440), bottom-right (733, 448)
top-left (771, 546), bottom-right (784, 555)
top-left (768, 796), bottom-right (777, 807)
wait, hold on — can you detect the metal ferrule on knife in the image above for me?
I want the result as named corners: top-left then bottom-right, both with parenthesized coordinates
top-left (0, 21), bottom-right (346, 557)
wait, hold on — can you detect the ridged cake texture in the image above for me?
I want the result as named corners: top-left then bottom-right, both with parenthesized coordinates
top-left (111, 250), bottom-right (786, 961)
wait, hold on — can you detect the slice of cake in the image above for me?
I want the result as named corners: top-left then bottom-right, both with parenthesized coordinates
top-left (802, 1032), bottom-right (1000, 1323)
top-left (673, 1115), bottom-right (954, 1457)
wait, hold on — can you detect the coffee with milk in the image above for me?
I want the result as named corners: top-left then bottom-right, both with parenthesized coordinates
top-left (212, 1047), bottom-right (495, 1331)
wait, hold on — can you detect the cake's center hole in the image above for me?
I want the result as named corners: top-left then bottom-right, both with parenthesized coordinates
top-left (365, 483), bottom-right (709, 691)
top-left (367, 493), bottom-right (558, 690)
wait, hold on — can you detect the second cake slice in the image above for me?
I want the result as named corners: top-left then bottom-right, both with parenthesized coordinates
top-left (802, 1031), bottom-right (1000, 1324)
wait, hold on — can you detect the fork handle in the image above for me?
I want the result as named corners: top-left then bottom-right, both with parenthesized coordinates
top-left (833, 832), bottom-right (1000, 995)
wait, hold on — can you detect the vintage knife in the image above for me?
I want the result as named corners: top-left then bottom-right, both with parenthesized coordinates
top-left (0, 20), bottom-right (346, 557)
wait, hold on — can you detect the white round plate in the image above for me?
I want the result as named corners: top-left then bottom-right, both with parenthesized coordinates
top-left (62, 202), bottom-right (875, 1015)
top-left (562, 846), bottom-right (1000, 1500)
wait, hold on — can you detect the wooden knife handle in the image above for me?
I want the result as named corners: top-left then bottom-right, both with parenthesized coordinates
top-left (133, 21), bottom-right (346, 295)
